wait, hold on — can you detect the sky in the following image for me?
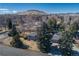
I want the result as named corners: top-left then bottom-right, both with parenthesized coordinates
top-left (0, 3), bottom-right (79, 14)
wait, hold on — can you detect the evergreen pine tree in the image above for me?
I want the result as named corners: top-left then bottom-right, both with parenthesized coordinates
top-left (7, 18), bottom-right (12, 30)
top-left (59, 22), bottom-right (78, 56)
top-left (9, 25), bottom-right (24, 48)
top-left (59, 31), bottom-right (73, 56)
top-left (38, 22), bottom-right (52, 53)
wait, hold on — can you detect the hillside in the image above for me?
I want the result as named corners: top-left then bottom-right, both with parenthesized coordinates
top-left (0, 10), bottom-right (79, 31)
top-left (17, 10), bottom-right (47, 15)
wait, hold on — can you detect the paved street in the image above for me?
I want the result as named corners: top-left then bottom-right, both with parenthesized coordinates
top-left (0, 44), bottom-right (48, 56)
top-left (0, 31), bottom-right (8, 42)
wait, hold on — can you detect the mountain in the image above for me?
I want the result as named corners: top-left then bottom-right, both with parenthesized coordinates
top-left (0, 10), bottom-right (79, 32)
top-left (17, 10), bottom-right (47, 15)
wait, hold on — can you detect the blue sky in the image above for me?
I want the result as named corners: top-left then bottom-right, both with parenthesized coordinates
top-left (0, 3), bottom-right (79, 14)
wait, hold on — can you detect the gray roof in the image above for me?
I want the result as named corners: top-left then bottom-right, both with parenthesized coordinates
top-left (51, 32), bottom-right (62, 41)
top-left (28, 32), bottom-right (37, 36)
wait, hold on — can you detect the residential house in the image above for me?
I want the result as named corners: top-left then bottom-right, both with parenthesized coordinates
top-left (51, 32), bottom-right (62, 48)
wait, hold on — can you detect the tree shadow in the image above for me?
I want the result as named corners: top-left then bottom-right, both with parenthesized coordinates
top-left (20, 44), bottom-right (29, 49)
top-left (72, 50), bottom-right (79, 56)
top-left (10, 39), bottom-right (29, 49)
top-left (50, 46), bottom-right (79, 56)
top-left (50, 46), bottom-right (62, 56)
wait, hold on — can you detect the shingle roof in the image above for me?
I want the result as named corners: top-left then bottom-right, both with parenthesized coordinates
top-left (51, 32), bottom-right (62, 41)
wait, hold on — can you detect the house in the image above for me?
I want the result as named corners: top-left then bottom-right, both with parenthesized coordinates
top-left (27, 32), bottom-right (38, 41)
top-left (51, 32), bottom-right (62, 48)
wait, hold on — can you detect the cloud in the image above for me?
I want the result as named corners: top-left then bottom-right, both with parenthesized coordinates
top-left (0, 8), bottom-right (17, 14)
top-left (0, 8), bottom-right (9, 11)
top-left (12, 10), bottom-right (17, 13)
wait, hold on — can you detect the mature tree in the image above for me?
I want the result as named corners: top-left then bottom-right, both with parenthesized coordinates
top-left (8, 25), bottom-right (18, 36)
top-left (59, 22), bottom-right (78, 56)
top-left (7, 18), bottom-right (12, 30)
top-left (48, 19), bottom-right (64, 33)
top-left (37, 22), bottom-right (52, 53)
top-left (9, 25), bottom-right (24, 48)
top-left (48, 19), bottom-right (57, 34)
top-left (59, 31), bottom-right (73, 56)
top-left (70, 22), bottom-right (79, 37)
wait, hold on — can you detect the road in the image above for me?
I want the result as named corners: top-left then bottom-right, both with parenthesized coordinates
top-left (0, 44), bottom-right (48, 56)
top-left (0, 31), bottom-right (8, 42)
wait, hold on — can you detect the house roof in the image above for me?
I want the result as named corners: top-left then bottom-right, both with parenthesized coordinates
top-left (51, 32), bottom-right (62, 41)
top-left (27, 32), bottom-right (37, 36)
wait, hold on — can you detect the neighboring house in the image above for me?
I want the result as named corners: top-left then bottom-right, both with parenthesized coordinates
top-left (27, 32), bottom-right (38, 41)
top-left (51, 32), bottom-right (62, 47)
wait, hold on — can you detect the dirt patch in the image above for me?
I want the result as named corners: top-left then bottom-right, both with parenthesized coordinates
top-left (0, 37), bottom-right (40, 52)
top-left (2, 37), bottom-right (13, 46)
top-left (20, 38), bottom-right (40, 51)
